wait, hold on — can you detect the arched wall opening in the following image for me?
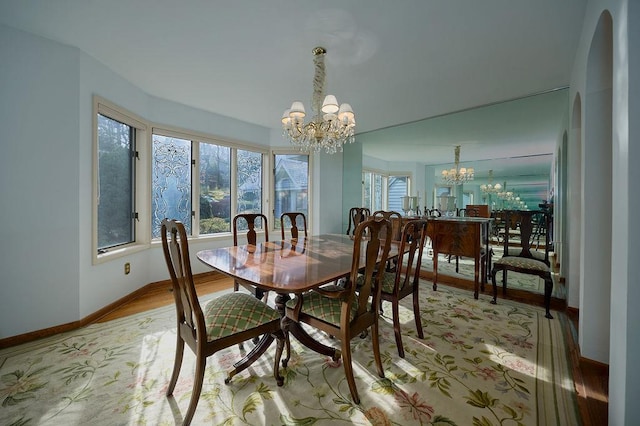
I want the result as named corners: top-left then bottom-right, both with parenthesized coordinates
top-left (567, 93), bottom-right (582, 311)
top-left (581, 10), bottom-right (613, 363)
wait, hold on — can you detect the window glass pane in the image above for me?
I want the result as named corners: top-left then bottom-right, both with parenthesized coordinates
top-left (97, 113), bottom-right (134, 250)
top-left (373, 174), bottom-right (383, 211)
top-left (151, 135), bottom-right (192, 238)
top-left (199, 143), bottom-right (231, 234)
top-left (238, 149), bottom-right (263, 215)
top-left (388, 176), bottom-right (408, 212)
top-left (463, 191), bottom-right (473, 207)
top-left (362, 171), bottom-right (372, 210)
top-left (274, 154), bottom-right (309, 230)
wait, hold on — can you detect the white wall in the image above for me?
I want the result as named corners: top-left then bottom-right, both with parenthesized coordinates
top-left (1, 23), bottom-right (279, 337)
top-left (0, 25), bottom-right (81, 337)
top-left (568, 0), bottom-right (639, 424)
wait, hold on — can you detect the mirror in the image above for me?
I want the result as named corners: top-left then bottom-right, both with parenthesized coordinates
top-left (441, 154), bottom-right (553, 210)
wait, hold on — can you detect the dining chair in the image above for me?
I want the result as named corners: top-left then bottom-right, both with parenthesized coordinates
top-left (346, 207), bottom-right (371, 236)
top-left (281, 217), bottom-right (393, 404)
top-left (280, 211), bottom-right (308, 240)
top-left (372, 210), bottom-right (403, 272)
top-left (376, 218), bottom-right (428, 358)
top-left (490, 210), bottom-right (554, 319)
top-left (372, 210), bottom-right (403, 241)
top-left (233, 213), bottom-right (269, 301)
top-left (161, 219), bottom-right (286, 426)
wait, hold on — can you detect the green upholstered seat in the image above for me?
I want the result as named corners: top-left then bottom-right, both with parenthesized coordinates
top-left (205, 292), bottom-right (281, 340)
top-left (286, 291), bottom-right (365, 326)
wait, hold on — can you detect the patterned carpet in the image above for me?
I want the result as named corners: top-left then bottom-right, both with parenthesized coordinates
top-left (0, 284), bottom-right (579, 425)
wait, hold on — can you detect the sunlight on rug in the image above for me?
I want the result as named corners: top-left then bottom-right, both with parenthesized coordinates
top-left (0, 284), bottom-right (580, 425)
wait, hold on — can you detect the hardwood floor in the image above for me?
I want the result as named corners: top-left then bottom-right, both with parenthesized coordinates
top-left (97, 271), bottom-right (608, 425)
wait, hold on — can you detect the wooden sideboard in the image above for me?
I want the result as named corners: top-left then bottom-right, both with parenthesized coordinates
top-left (428, 217), bottom-right (492, 299)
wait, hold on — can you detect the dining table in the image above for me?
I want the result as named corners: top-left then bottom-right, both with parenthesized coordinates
top-left (196, 233), bottom-right (398, 361)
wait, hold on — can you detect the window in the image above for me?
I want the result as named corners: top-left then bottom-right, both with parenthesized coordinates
top-left (387, 175), bottom-right (409, 212)
top-left (151, 131), bottom-right (267, 238)
top-left (94, 96), bottom-right (276, 261)
top-left (94, 98), bottom-right (147, 257)
top-left (199, 143), bottom-right (231, 234)
top-left (362, 170), bottom-right (410, 212)
top-left (151, 134), bottom-right (193, 238)
top-left (237, 149), bottom-right (263, 215)
top-left (273, 154), bottom-right (309, 231)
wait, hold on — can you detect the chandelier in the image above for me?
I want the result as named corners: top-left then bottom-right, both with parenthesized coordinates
top-left (480, 169), bottom-right (502, 193)
top-left (281, 47), bottom-right (356, 154)
top-left (497, 182), bottom-right (514, 200)
top-left (441, 145), bottom-right (474, 185)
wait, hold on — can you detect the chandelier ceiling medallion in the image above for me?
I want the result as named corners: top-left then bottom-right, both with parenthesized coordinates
top-left (281, 47), bottom-right (356, 154)
top-left (480, 169), bottom-right (502, 193)
top-left (441, 145), bottom-right (474, 185)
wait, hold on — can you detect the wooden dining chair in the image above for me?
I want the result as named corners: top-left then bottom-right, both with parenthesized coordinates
top-left (281, 217), bottom-right (393, 404)
top-left (280, 211), bottom-right (308, 240)
top-left (372, 210), bottom-right (403, 272)
top-left (376, 218), bottom-right (428, 358)
top-left (346, 207), bottom-right (371, 236)
top-left (490, 210), bottom-right (554, 319)
top-left (161, 219), bottom-right (286, 426)
top-left (233, 213), bottom-right (269, 301)
top-left (372, 210), bottom-right (403, 241)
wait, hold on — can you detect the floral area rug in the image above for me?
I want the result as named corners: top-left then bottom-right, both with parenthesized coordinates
top-left (421, 245), bottom-right (565, 299)
top-left (0, 284), bottom-right (579, 425)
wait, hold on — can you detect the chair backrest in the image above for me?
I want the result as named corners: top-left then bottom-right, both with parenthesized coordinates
top-left (233, 213), bottom-right (269, 246)
top-left (280, 212), bottom-right (308, 240)
top-left (372, 210), bottom-right (403, 241)
top-left (348, 218), bottom-right (392, 320)
top-left (391, 219), bottom-right (429, 293)
top-left (161, 219), bottom-right (205, 342)
top-left (347, 207), bottom-right (371, 236)
top-left (502, 210), bottom-right (550, 265)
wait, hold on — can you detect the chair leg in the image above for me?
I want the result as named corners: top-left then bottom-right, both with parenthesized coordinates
top-left (413, 288), bottom-right (424, 340)
top-left (166, 335), bottom-right (185, 395)
top-left (502, 269), bottom-right (508, 295)
top-left (490, 267), bottom-right (499, 305)
top-left (543, 275), bottom-right (554, 319)
top-left (341, 338), bottom-right (360, 405)
top-left (372, 318), bottom-right (385, 379)
top-left (391, 300), bottom-right (404, 358)
top-left (184, 356), bottom-right (206, 426)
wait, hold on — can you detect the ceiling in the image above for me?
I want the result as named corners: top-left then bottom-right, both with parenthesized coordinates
top-left (0, 0), bottom-right (585, 193)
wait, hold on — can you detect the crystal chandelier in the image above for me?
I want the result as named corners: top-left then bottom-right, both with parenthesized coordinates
top-left (480, 169), bottom-right (502, 193)
top-left (281, 47), bottom-right (356, 154)
top-left (497, 182), bottom-right (514, 201)
top-left (441, 145), bottom-right (474, 185)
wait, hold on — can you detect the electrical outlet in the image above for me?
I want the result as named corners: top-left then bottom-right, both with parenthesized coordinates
top-left (124, 262), bottom-right (131, 275)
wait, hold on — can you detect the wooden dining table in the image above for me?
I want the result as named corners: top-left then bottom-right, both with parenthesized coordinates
top-left (196, 233), bottom-right (398, 360)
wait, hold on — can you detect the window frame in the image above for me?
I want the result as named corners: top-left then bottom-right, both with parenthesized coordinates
top-left (270, 150), bottom-right (312, 233)
top-left (92, 96), bottom-right (282, 264)
top-left (362, 168), bottom-right (412, 212)
top-left (150, 126), bottom-right (270, 240)
top-left (92, 96), bottom-right (149, 264)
